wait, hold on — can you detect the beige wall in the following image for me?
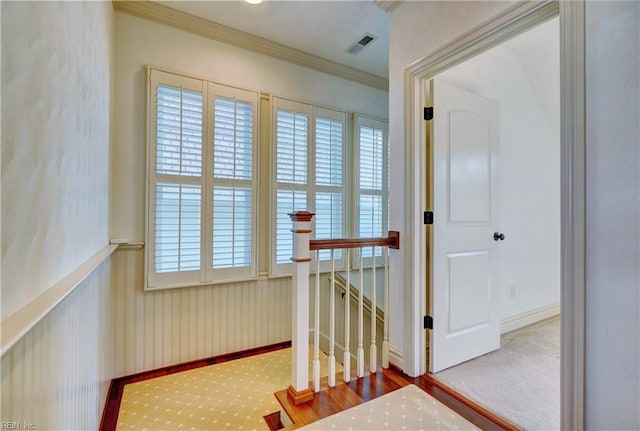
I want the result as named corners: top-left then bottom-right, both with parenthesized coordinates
top-left (1, 1), bottom-right (113, 318)
top-left (112, 249), bottom-right (293, 375)
top-left (1, 1), bottom-right (116, 429)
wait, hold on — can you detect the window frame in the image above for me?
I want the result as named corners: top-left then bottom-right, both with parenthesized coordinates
top-left (270, 97), bottom-right (348, 276)
top-left (146, 68), bottom-right (260, 290)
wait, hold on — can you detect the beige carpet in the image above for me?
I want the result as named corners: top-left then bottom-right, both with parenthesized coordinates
top-left (300, 384), bottom-right (479, 431)
top-left (117, 347), bottom-right (339, 431)
top-left (434, 316), bottom-right (560, 431)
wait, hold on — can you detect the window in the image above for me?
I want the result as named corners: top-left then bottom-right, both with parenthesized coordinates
top-left (147, 69), bottom-right (259, 289)
top-left (146, 68), bottom-right (388, 288)
top-left (355, 116), bottom-right (389, 258)
top-left (272, 98), bottom-right (347, 273)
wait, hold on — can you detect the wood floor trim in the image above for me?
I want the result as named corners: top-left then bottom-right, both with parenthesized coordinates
top-left (420, 374), bottom-right (521, 431)
top-left (99, 341), bottom-right (291, 431)
top-left (418, 374), bottom-right (520, 431)
top-left (274, 365), bottom-right (520, 431)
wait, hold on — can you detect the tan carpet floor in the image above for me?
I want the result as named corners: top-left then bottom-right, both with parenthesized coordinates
top-left (117, 347), bottom-right (339, 431)
top-left (434, 316), bottom-right (560, 431)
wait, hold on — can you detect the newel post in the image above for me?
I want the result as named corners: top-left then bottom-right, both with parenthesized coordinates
top-left (287, 211), bottom-right (315, 404)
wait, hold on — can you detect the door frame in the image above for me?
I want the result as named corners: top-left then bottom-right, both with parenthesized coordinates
top-left (401, 1), bottom-right (585, 429)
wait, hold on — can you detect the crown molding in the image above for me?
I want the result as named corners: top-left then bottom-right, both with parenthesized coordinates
top-left (373, 0), bottom-right (404, 14)
top-left (113, 1), bottom-right (388, 91)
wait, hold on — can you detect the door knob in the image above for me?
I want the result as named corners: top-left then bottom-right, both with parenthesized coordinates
top-left (493, 232), bottom-right (505, 241)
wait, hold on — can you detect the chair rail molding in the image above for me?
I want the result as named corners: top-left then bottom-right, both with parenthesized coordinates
top-left (1, 244), bottom-right (118, 356)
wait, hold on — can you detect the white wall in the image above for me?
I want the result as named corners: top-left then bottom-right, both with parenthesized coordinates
top-left (390, 0), bottom-right (640, 426)
top-left (1, 1), bottom-right (116, 428)
top-left (388, 0), bottom-right (516, 369)
top-left (110, 12), bottom-right (389, 372)
top-left (585, 2), bottom-right (640, 429)
top-left (439, 17), bottom-right (561, 321)
top-left (1, 1), bottom-right (112, 319)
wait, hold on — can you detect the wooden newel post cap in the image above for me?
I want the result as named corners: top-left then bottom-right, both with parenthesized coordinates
top-left (288, 211), bottom-right (315, 222)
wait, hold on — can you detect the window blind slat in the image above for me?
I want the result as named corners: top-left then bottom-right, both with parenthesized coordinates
top-left (315, 117), bottom-right (343, 187)
top-left (315, 192), bottom-right (343, 260)
top-left (156, 85), bottom-right (203, 177)
top-left (276, 109), bottom-right (308, 184)
top-left (213, 97), bottom-right (253, 181)
top-left (154, 183), bottom-right (202, 273)
top-left (213, 186), bottom-right (252, 269)
top-left (276, 190), bottom-right (308, 264)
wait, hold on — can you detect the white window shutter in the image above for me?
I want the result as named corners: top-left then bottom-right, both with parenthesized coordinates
top-left (210, 91), bottom-right (258, 280)
top-left (355, 116), bottom-right (389, 259)
top-left (147, 69), bottom-right (258, 289)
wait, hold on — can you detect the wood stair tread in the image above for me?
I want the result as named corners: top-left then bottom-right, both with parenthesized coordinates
top-left (273, 368), bottom-right (407, 430)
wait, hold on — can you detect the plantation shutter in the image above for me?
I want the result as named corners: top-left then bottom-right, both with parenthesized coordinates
top-left (208, 86), bottom-right (258, 282)
top-left (148, 70), bottom-right (205, 288)
top-left (273, 100), bottom-right (311, 267)
top-left (355, 116), bottom-right (389, 259)
top-left (147, 69), bottom-right (258, 289)
top-left (314, 109), bottom-right (345, 261)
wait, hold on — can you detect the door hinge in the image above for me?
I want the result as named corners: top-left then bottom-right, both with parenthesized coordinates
top-left (424, 107), bottom-right (433, 121)
top-left (424, 315), bottom-right (433, 330)
top-left (424, 211), bottom-right (433, 225)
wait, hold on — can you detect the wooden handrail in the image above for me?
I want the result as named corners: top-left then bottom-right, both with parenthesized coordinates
top-left (310, 231), bottom-right (399, 251)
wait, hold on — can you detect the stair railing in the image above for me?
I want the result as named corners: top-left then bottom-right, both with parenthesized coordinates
top-left (287, 211), bottom-right (399, 404)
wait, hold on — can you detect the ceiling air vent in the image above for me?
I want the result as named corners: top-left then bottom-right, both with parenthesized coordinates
top-left (347, 33), bottom-right (378, 55)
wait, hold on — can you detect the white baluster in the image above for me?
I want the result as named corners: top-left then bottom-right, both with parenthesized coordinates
top-left (343, 251), bottom-right (351, 382)
top-left (370, 246), bottom-right (377, 374)
top-left (288, 211), bottom-right (314, 405)
top-left (382, 247), bottom-right (390, 369)
top-left (313, 250), bottom-right (321, 392)
top-left (328, 249), bottom-right (336, 387)
top-left (357, 248), bottom-right (365, 378)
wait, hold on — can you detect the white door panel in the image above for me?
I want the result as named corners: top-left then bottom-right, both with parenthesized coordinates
top-left (448, 250), bottom-right (491, 334)
top-left (449, 110), bottom-right (492, 223)
top-left (430, 79), bottom-right (500, 373)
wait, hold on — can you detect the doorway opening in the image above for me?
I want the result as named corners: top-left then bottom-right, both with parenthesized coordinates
top-left (424, 14), bottom-right (560, 431)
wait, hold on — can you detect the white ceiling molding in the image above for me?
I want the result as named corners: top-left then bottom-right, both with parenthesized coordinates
top-left (373, 1), bottom-right (404, 14)
top-left (113, 1), bottom-right (388, 91)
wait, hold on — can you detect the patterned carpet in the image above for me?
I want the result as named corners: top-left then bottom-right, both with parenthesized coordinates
top-left (299, 384), bottom-right (479, 431)
top-left (117, 347), bottom-right (339, 430)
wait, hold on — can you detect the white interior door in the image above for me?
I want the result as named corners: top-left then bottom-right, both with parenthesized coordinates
top-left (429, 79), bottom-right (501, 373)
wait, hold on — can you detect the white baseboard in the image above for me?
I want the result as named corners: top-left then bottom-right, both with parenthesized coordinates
top-left (501, 302), bottom-right (560, 334)
top-left (388, 345), bottom-right (403, 369)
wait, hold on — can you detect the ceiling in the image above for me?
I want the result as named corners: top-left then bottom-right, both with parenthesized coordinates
top-left (158, 1), bottom-right (391, 79)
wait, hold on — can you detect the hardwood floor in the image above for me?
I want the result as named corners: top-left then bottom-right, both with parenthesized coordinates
top-left (274, 366), bottom-right (520, 431)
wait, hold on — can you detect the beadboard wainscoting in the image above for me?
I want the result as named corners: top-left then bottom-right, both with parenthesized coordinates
top-left (112, 248), bottom-right (293, 375)
top-left (1, 257), bottom-right (115, 430)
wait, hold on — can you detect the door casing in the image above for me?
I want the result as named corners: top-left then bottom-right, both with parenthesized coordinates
top-left (400, 1), bottom-right (586, 429)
